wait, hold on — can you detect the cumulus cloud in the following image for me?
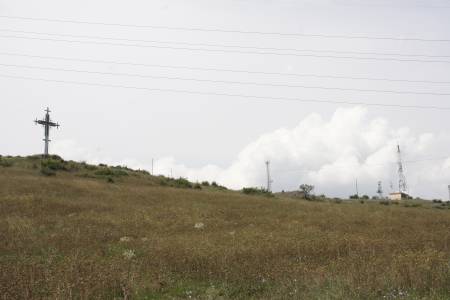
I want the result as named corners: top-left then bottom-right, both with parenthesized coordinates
top-left (53, 107), bottom-right (450, 199)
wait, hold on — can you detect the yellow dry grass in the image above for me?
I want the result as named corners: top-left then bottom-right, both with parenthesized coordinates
top-left (0, 157), bottom-right (449, 299)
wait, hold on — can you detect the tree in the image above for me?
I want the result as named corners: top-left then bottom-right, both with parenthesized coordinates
top-left (299, 184), bottom-right (314, 199)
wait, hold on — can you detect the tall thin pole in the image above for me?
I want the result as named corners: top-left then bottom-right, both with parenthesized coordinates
top-left (356, 179), bottom-right (359, 198)
top-left (151, 158), bottom-right (154, 175)
top-left (265, 161), bottom-right (272, 192)
top-left (448, 185), bottom-right (450, 201)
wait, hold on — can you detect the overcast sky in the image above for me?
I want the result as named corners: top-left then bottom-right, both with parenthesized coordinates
top-left (1, 0), bottom-right (450, 199)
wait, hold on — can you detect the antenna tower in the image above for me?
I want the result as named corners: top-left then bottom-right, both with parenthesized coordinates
top-left (397, 144), bottom-right (408, 193)
top-left (34, 107), bottom-right (60, 157)
top-left (377, 181), bottom-right (384, 199)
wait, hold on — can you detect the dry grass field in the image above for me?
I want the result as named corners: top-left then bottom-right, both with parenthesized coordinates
top-left (1, 156), bottom-right (450, 299)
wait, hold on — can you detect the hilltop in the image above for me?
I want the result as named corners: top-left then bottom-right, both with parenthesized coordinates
top-left (0, 156), bottom-right (449, 299)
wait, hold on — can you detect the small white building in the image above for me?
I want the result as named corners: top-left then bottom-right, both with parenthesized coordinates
top-left (389, 192), bottom-right (410, 201)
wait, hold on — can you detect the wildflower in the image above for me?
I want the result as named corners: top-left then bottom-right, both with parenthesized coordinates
top-left (194, 222), bottom-right (205, 229)
top-left (122, 249), bottom-right (136, 260)
top-left (120, 236), bottom-right (131, 242)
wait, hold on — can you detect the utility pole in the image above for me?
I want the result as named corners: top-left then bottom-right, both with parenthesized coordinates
top-left (356, 179), bottom-right (359, 198)
top-left (265, 161), bottom-right (273, 192)
top-left (34, 107), bottom-right (59, 157)
top-left (151, 158), bottom-right (154, 175)
top-left (448, 185), bottom-right (450, 201)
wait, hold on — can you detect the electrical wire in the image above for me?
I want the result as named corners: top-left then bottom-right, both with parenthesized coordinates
top-left (1, 52), bottom-right (449, 85)
top-left (2, 34), bottom-right (450, 63)
top-left (1, 73), bottom-right (450, 110)
top-left (1, 28), bottom-right (450, 59)
top-left (273, 156), bottom-right (450, 174)
top-left (1, 15), bottom-right (450, 42)
top-left (1, 62), bottom-right (449, 96)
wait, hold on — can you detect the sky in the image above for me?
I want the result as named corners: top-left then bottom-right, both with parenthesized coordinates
top-left (1, 0), bottom-right (450, 199)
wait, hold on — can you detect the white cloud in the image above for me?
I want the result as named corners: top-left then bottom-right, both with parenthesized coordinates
top-left (52, 107), bottom-right (450, 200)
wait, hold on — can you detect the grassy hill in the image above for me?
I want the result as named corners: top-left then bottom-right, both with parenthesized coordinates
top-left (1, 156), bottom-right (450, 299)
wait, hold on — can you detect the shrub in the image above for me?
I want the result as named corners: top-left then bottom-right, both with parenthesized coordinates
top-left (242, 187), bottom-right (273, 197)
top-left (107, 177), bottom-right (115, 183)
top-left (40, 166), bottom-right (56, 176)
top-left (349, 194), bottom-right (359, 199)
top-left (404, 203), bottom-right (422, 208)
top-left (201, 181), bottom-right (210, 186)
top-left (361, 195), bottom-right (370, 200)
top-left (210, 181), bottom-right (228, 190)
top-left (0, 158), bottom-right (13, 167)
top-left (95, 168), bottom-right (128, 177)
top-left (81, 162), bottom-right (98, 170)
top-left (172, 177), bottom-right (193, 189)
top-left (137, 169), bottom-right (150, 176)
top-left (41, 158), bottom-right (67, 171)
top-left (432, 199), bottom-right (443, 203)
top-left (193, 183), bottom-right (202, 189)
top-left (379, 200), bottom-right (391, 206)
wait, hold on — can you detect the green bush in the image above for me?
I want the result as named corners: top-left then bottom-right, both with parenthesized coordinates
top-left (95, 168), bottom-right (128, 177)
top-left (172, 177), bottom-right (193, 189)
top-left (210, 181), bottom-right (228, 190)
top-left (41, 158), bottom-right (67, 171)
top-left (40, 166), bottom-right (56, 176)
top-left (404, 203), bottom-right (422, 208)
top-left (0, 158), bottom-right (13, 167)
top-left (193, 183), bottom-right (202, 189)
top-left (242, 187), bottom-right (273, 197)
top-left (201, 181), bottom-right (210, 186)
top-left (157, 177), bottom-right (195, 189)
top-left (81, 162), bottom-right (98, 170)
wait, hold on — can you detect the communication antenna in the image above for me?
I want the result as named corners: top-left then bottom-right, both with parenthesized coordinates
top-left (265, 161), bottom-right (273, 192)
top-left (34, 107), bottom-right (60, 157)
top-left (377, 181), bottom-right (384, 199)
top-left (397, 144), bottom-right (408, 193)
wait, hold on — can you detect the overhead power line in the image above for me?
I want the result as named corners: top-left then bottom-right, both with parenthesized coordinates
top-left (2, 34), bottom-right (450, 64)
top-left (1, 15), bottom-right (449, 42)
top-left (273, 156), bottom-right (450, 174)
top-left (1, 28), bottom-right (450, 59)
top-left (1, 73), bottom-right (450, 111)
top-left (1, 52), bottom-right (449, 85)
top-left (2, 62), bottom-right (450, 96)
